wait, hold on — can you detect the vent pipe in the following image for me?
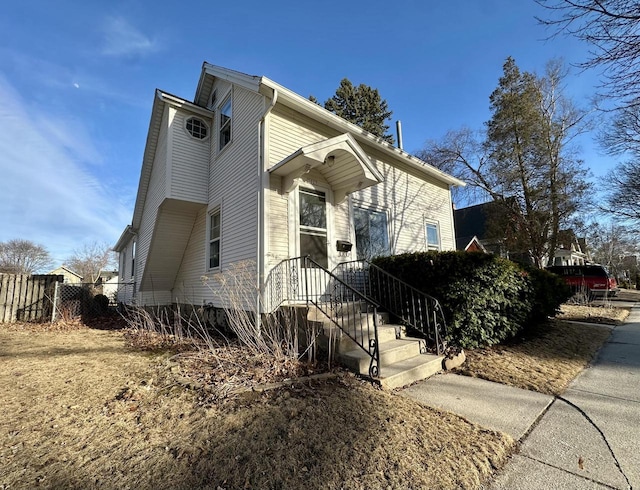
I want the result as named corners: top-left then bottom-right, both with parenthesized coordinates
top-left (396, 120), bottom-right (403, 150)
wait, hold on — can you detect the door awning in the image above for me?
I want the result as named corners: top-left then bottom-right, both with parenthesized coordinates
top-left (268, 133), bottom-right (384, 202)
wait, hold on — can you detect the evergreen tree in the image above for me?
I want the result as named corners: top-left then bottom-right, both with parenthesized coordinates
top-left (324, 78), bottom-right (394, 144)
top-left (421, 57), bottom-right (591, 267)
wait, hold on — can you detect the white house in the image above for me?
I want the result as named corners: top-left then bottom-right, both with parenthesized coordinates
top-left (115, 62), bottom-right (464, 304)
top-left (113, 63), bottom-right (465, 386)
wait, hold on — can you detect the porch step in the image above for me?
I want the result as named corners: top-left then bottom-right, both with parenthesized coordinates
top-left (305, 303), bottom-right (443, 388)
top-left (319, 323), bottom-right (398, 350)
top-left (339, 336), bottom-right (444, 390)
top-left (378, 354), bottom-right (443, 390)
top-left (339, 338), bottom-right (423, 372)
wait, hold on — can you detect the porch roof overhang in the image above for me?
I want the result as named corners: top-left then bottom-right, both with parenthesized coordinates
top-left (268, 133), bottom-right (384, 202)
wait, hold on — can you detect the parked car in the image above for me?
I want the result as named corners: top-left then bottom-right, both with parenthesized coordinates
top-left (545, 264), bottom-right (619, 298)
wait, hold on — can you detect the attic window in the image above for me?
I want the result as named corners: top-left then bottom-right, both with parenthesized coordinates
top-left (185, 117), bottom-right (208, 140)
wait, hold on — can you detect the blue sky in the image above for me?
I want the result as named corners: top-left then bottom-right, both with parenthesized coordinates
top-left (0, 0), bottom-right (617, 267)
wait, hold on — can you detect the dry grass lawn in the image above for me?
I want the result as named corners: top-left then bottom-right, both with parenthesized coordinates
top-left (0, 323), bottom-right (514, 490)
top-left (556, 304), bottom-right (629, 325)
top-left (456, 320), bottom-right (612, 395)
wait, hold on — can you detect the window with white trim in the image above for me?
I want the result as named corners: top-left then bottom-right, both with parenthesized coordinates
top-left (426, 221), bottom-right (440, 251)
top-left (354, 206), bottom-right (390, 260)
top-left (208, 209), bottom-right (221, 269)
top-left (131, 241), bottom-right (136, 279)
top-left (219, 96), bottom-right (232, 150)
top-left (185, 117), bottom-right (208, 140)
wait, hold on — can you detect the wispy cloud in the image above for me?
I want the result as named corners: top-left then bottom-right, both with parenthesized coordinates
top-left (0, 48), bottom-right (148, 108)
top-left (0, 74), bottom-right (132, 265)
top-left (101, 17), bottom-right (158, 58)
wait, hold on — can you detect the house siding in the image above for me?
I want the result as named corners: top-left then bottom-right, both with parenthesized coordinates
top-left (265, 105), bottom-right (456, 268)
top-left (137, 105), bottom-right (169, 297)
top-left (168, 108), bottom-right (211, 204)
top-left (172, 208), bottom-right (207, 303)
top-left (209, 84), bottom-right (263, 268)
top-left (169, 83), bottom-right (264, 307)
top-left (349, 156), bottom-right (455, 253)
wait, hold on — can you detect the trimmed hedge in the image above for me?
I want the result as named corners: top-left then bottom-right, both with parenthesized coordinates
top-left (372, 251), bottom-right (571, 349)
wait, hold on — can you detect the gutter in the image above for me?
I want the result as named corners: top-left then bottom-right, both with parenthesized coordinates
top-left (256, 86), bottom-right (278, 317)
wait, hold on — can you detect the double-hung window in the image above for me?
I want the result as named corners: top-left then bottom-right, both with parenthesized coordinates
top-left (426, 221), bottom-right (440, 251)
top-left (131, 241), bottom-right (136, 279)
top-left (354, 206), bottom-right (390, 260)
top-left (209, 209), bottom-right (221, 269)
top-left (219, 96), bottom-right (232, 150)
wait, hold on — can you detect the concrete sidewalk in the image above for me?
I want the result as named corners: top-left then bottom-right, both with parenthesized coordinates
top-left (401, 306), bottom-right (640, 490)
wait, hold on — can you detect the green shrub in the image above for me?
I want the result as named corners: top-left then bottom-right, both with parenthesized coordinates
top-left (373, 252), bottom-right (531, 348)
top-left (372, 252), bottom-right (573, 349)
top-left (522, 266), bottom-right (572, 325)
top-left (94, 294), bottom-right (110, 313)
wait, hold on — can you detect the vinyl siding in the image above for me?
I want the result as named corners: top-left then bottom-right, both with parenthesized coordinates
top-left (137, 105), bottom-right (169, 295)
top-left (170, 83), bottom-right (263, 308)
top-left (172, 207), bottom-right (207, 304)
top-left (266, 106), bottom-right (456, 265)
top-left (209, 84), bottom-right (263, 267)
top-left (266, 174), bottom-right (288, 269)
top-left (350, 158), bottom-right (455, 254)
top-left (168, 108), bottom-right (210, 204)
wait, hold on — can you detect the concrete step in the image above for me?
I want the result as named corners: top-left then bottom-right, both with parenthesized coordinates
top-left (319, 324), bottom-right (398, 354)
top-left (307, 304), bottom-right (389, 325)
top-left (339, 338), bottom-right (424, 373)
top-left (379, 354), bottom-right (443, 390)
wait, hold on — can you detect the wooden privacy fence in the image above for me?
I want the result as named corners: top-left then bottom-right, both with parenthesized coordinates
top-left (0, 274), bottom-right (63, 323)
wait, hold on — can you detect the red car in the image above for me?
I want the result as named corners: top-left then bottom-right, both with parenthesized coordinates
top-left (546, 265), bottom-right (618, 298)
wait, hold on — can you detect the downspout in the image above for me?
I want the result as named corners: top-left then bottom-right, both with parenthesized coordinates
top-left (256, 87), bottom-right (278, 321)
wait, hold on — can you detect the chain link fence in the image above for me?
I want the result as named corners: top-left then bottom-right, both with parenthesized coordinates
top-left (51, 282), bottom-right (133, 322)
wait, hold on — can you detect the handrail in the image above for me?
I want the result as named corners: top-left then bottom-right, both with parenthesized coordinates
top-left (264, 256), bottom-right (381, 378)
top-left (333, 259), bottom-right (447, 355)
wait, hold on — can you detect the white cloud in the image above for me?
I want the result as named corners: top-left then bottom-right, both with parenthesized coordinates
top-left (0, 48), bottom-right (147, 108)
top-left (101, 17), bottom-right (157, 58)
top-left (0, 75), bottom-right (132, 265)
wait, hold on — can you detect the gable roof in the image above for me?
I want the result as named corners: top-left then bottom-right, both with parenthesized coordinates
top-left (48, 266), bottom-right (83, 280)
top-left (129, 90), bottom-right (213, 232)
top-left (197, 63), bottom-right (465, 188)
top-left (454, 202), bottom-right (494, 242)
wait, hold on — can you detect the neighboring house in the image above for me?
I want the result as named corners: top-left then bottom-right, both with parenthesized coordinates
top-left (48, 266), bottom-right (83, 284)
top-left (456, 235), bottom-right (487, 253)
top-left (114, 63), bottom-right (464, 309)
top-left (550, 230), bottom-right (590, 266)
top-left (454, 202), bottom-right (508, 257)
top-left (455, 202), bottom-right (589, 266)
top-left (101, 274), bottom-right (120, 304)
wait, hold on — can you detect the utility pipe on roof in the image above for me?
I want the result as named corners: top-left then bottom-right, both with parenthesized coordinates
top-left (256, 87), bottom-right (278, 321)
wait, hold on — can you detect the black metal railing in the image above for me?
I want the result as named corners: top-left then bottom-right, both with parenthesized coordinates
top-left (333, 259), bottom-right (447, 355)
top-left (265, 256), bottom-right (381, 377)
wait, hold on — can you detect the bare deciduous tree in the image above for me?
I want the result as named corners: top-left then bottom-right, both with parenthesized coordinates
top-left (420, 58), bottom-right (591, 266)
top-left (537, 0), bottom-right (640, 107)
top-left (538, 1), bottom-right (640, 225)
top-left (66, 242), bottom-right (116, 284)
top-left (0, 239), bottom-right (52, 274)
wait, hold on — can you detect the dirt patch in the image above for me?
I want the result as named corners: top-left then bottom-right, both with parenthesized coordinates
top-left (456, 320), bottom-right (611, 396)
top-left (1, 325), bottom-right (513, 489)
top-left (557, 304), bottom-right (629, 325)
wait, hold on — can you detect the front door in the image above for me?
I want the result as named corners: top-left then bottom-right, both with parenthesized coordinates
top-left (297, 186), bottom-right (331, 302)
top-left (299, 187), bottom-right (328, 268)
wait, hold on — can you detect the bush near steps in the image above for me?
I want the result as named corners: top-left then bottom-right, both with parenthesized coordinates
top-left (372, 251), bottom-right (572, 349)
